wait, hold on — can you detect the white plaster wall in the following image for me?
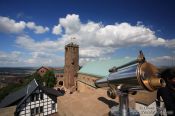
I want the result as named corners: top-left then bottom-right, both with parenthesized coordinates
top-left (19, 90), bottom-right (57, 116)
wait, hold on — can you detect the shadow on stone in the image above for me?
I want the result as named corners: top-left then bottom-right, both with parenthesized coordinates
top-left (98, 97), bottom-right (119, 108)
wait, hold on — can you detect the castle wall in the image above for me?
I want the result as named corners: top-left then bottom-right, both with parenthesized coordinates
top-left (77, 73), bottom-right (99, 92)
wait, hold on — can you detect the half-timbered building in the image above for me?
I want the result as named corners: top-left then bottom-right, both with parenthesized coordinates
top-left (0, 79), bottom-right (62, 116)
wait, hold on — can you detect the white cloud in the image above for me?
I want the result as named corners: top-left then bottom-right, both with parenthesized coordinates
top-left (150, 56), bottom-right (175, 66)
top-left (15, 35), bottom-right (65, 66)
top-left (152, 56), bottom-right (172, 60)
top-left (26, 22), bottom-right (49, 34)
top-left (9, 14), bottom-right (175, 67)
top-left (24, 52), bottom-right (64, 67)
top-left (16, 35), bottom-right (64, 52)
top-left (17, 14), bottom-right (175, 62)
top-left (79, 57), bottom-right (111, 66)
top-left (0, 50), bottom-right (64, 67)
top-left (52, 14), bottom-right (80, 35)
top-left (0, 51), bottom-right (21, 58)
top-left (59, 14), bottom-right (80, 34)
top-left (52, 24), bottom-right (62, 35)
top-left (165, 39), bottom-right (175, 48)
top-left (0, 16), bottom-right (26, 33)
top-left (0, 16), bottom-right (49, 34)
top-left (0, 51), bottom-right (22, 66)
top-left (124, 56), bottom-right (130, 59)
top-left (51, 14), bottom-right (175, 59)
top-left (79, 46), bottom-right (115, 58)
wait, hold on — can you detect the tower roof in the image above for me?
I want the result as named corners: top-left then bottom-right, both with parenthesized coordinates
top-left (65, 42), bottom-right (79, 48)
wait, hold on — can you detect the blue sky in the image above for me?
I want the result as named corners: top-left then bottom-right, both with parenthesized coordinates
top-left (0, 0), bottom-right (175, 67)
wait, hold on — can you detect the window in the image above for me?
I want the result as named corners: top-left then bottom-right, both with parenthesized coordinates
top-left (40, 106), bottom-right (43, 113)
top-left (40, 93), bottom-right (43, 100)
top-left (31, 93), bottom-right (40, 101)
top-left (36, 94), bottom-right (39, 101)
top-left (52, 103), bottom-right (55, 110)
top-left (30, 107), bottom-right (43, 115)
top-left (31, 108), bottom-right (34, 116)
top-left (36, 107), bottom-right (39, 114)
top-left (31, 94), bottom-right (35, 102)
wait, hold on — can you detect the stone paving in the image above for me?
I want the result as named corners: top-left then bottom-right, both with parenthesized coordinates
top-left (57, 89), bottom-right (136, 116)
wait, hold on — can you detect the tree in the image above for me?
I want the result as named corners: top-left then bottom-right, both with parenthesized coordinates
top-left (43, 70), bottom-right (56, 88)
top-left (33, 73), bottom-right (44, 85)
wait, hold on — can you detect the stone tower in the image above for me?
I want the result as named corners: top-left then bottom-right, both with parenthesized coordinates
top-left (64, 42), bottom-right (79, 89)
